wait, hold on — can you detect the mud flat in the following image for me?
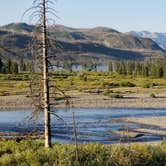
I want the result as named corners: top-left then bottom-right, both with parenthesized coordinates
top-left (0, 93), bottom-right (166, 109)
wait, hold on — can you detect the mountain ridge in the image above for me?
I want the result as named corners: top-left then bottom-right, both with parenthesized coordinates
top-left (127, 31), bottom-right (166, 50)
top-left (0, 23), bottom-right (165, 63)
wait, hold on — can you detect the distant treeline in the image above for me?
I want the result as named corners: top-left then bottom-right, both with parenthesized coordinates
top-left (62, 60), bottom-right (166, 78)
top-left (109, 60), bottom-right (166, 78)
top-left (0, 58), bottom-right (31, 74)
top-left (0, 57), bottom-right (166, 78)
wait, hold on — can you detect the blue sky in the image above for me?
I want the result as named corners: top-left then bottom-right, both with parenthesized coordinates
top-left (0, 0), bottom-right (165, 32)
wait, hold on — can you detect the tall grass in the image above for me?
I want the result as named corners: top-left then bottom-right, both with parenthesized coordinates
top-left (0, 140), bottom-right (166, 166)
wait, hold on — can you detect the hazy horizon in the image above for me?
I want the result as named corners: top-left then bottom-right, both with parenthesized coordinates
top-left (1, 22), bottom-right (166, 34)
top-left (0, 0), bottom-right (166, 33)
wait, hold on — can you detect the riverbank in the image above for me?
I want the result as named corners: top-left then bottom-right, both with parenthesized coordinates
top-left (0, 92), bottom-right (166, 109)
top-left (110, 116), bottom-right (166, 141)
top-left (0, 95), bottom-right (32, 110)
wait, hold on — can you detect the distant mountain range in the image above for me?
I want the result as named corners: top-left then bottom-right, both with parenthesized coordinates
top-left (127, 31), bottom-right (166, 50)
top-left (0, 23), bottom-right (165, 63)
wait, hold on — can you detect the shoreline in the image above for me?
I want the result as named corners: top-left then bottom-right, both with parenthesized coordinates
top-left (0, 93), bottom-right (166, 110)
top-left (110, 116), bottom-right (166, 142)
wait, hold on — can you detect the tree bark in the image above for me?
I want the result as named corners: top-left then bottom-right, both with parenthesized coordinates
top-left (42, 0), bottom-right (51, 148)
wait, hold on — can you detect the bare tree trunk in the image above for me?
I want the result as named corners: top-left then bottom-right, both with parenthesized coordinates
top-left (42, 0), bottom-right (51, 148)
top-left (72, 110), bottom-right (78, 162)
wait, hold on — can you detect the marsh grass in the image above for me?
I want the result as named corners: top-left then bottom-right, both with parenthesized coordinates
top-left (0, 72), bottom-right (166, 96)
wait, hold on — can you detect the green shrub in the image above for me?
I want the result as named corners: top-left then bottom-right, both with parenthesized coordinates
top-left (102, 82), bottom-right (120, 88)
top-left (109, 93), bottom-right (123, 98)
top-left (103, 90), bottom-right (123, 98)
top-left (142, 83), bottom-right (151, 88)
top-left (120, 81), bottom-right (136, 87)
top-left (16, 82), bottom-right (27, 89)
top-left (142, 82), bottom-right (158, 88)
top-left (150, 93), bottom-right (156, 98)
top-left (0, 91), bottom-right (10, 96)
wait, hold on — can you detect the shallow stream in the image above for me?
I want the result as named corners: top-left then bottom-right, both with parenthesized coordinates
top-left (0, 108), bottom-right (166, 143)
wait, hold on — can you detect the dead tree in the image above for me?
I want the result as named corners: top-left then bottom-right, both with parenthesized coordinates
top-left (24, 0), bottom-right (62, 148)
top-left (42, 0), bottom-right (51, 148)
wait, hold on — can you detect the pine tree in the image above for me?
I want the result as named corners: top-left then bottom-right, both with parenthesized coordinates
top-left (109, 61), bottom-right (113, 72)
top-left (0, 57), bottom-right (3, 73)
top-left (20, 59), bottom-right (26, 72)
top-left (5, 58), bottom-right (12, 74)
top-left (11, 62), bottom-right (19, 74)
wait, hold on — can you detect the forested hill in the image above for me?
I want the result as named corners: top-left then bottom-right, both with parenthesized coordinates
top-left (0, 23), bottom-right (166, 63)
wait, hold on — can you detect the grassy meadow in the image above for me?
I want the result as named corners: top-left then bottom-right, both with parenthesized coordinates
top-left (0, 71), bottom-right (166, 97)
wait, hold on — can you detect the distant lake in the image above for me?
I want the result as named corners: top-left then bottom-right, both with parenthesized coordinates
top-left (0, 108), bottom-right (166, 143)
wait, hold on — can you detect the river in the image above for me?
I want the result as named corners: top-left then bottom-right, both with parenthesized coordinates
top-left (0, 108), bottom-right (166, 143)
